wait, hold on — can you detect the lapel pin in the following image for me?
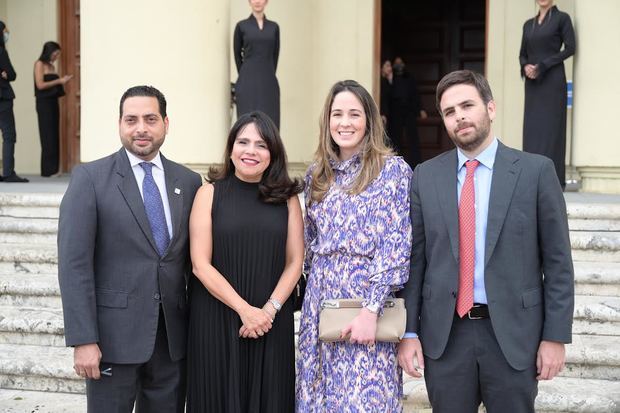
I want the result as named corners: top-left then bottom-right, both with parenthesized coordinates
top-left (174, 188), bottom-right (181, 195)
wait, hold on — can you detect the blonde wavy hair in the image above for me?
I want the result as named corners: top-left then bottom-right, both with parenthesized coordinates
top-left (308, 80), bottom-right (393, 204)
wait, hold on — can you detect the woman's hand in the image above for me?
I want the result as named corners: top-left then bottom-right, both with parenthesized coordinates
top-left (524, 64), bottom-right (538, 79)
top-left (60, 74), bottom-right (73, 84)
top-left (238, 304), bottom-right (273, 339)
top-left (341, 307), bottom-right (378, 345)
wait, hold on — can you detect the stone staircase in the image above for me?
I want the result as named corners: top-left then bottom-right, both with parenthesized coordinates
top-left (0, 191), bottom-right (619, 412)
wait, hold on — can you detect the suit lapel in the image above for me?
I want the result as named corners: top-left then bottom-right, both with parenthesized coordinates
top-left (435, 150), bottom-right (460, 263)
top-left (485, 142), bottom-right (521, 265)
top-left (162, 154), bottom-right (183, 256)
top-left (115, 149), bottom-right (160, 255)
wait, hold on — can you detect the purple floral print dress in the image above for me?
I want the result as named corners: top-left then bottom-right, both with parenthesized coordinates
top-left (296, 155), bottom-right (412, 412)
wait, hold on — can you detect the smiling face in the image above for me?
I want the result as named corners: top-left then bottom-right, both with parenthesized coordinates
top-left (439, 84), bottom-right (495, 156)
top-left (329, 91), bottom-right (367, 161)
top-left (231, 122), bottom-right (271, 182)
top-left (119, 96), bottom-right (168, 161)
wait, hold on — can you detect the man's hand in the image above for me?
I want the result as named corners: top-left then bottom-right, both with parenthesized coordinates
top-left (398, 337), bottom-right (425, 378)
top-left (536, 340), bottom-right (565, 380)
top-left (341, 308), bottom-right (377, 345)
top-left (74, 343), bottom-right (102, 380)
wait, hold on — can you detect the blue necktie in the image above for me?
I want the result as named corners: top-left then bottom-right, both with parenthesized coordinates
top-left (140, 162), bottom-right (170, 256)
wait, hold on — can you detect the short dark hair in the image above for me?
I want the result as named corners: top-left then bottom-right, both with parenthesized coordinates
top-left (119, 85), bottom-right (167, 119)
top-left (208, 111), bottom-right (303, 203)
top-left (435, 70), bottom-right (494, 114)
top-left (38, 41), bottom-right (61, 63)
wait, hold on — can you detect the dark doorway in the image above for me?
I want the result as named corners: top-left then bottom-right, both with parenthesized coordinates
top-left (381, 0), bottom-right (486, 161)
top-left (58, 0), bottom-right (81, 172)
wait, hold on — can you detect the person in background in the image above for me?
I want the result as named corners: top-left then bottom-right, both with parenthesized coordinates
top-left (387, 56), bottom-right (427, 169)
top-left (186, 111), bottom-right (303, 412)
top-left (34, 41), bottom-right (72, 177)
top-left (0, 20), bottom-right (28, 182)
top-left (296, 80), bottom-right (412, 412)
top-left (233, 0), bottom-right (280, 128)
top-left (520, 0), bottom-right (575, 188)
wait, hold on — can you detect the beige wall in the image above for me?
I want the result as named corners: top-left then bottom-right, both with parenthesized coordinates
top-left (0, 0), bottom-right (57, 175)
top-left (80, 0), bottom-right (230, 166)
top-left (230, 0), bottom-right (375, 169)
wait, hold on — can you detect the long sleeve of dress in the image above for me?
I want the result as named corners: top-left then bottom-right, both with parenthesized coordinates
top-left (303, 172), bottom-right (316, 275)
top-left (363, 160), bottom-right (413, 311)
top-left (273, 23), bottom-right (280, 72)
top-left (538, 13), bottom-right (575, 76)
top-left (519, 22), bottom-right (529, 78)
top-left (233, 23), bottom-right (243, 73)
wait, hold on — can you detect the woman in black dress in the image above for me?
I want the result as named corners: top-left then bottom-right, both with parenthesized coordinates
top-left (34, 41), bottom-right (72, 177)
top-left (233, 0), bottom-right (280, 128)
top-left (187, 111), bottom-right (303, 412)
top-left (520, 0), bottom-right (575, 187)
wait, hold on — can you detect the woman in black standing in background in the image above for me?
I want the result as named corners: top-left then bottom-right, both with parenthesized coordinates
top-left (520, 0), bottom-right (575, 188)
top-left (34, 41), bottom-right (72, 177)
top-left (0, 20), bottom-right (28, 182)
top-left (233, 0), bottom-right (280, 128)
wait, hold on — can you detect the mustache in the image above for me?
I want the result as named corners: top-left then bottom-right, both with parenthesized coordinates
top-left (455, 122), bottom-right (475, 134)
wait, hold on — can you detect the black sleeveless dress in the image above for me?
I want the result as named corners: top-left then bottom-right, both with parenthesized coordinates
top-left (187, 174), bottom-right (295, 413)
top-left (35, 73), bottom-right (65, 176)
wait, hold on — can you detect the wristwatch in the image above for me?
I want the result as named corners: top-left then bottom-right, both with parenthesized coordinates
top-left (268, 297), bottom-right (282, 312)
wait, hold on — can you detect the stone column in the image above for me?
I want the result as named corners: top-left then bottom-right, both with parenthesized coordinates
top-left (572, 0), bottom-right (620, 193)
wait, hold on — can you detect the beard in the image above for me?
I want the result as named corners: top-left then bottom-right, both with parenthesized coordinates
top-left (448, 113), bottom-right (491, 152)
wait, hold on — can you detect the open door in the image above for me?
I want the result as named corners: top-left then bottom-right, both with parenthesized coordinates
top-left (58, 0), bottom-right (80, 172)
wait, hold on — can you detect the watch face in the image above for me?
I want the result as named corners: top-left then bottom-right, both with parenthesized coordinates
top-left (270, 298), bottom-right (282, 310)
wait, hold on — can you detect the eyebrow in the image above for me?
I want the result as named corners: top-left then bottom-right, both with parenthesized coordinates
top-left (442, 99), bottom-right (475, 114)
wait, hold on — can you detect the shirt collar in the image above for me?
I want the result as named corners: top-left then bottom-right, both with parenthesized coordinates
top-left (456, 137), bottom-right (498, 172)
top-left (329, 152), bottom-right (362, 172)
top-left (125, 149), bottom-right (164, 172)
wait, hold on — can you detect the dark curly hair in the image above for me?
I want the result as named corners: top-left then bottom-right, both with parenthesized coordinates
top-left (208, 111), bottom-right (303, 203)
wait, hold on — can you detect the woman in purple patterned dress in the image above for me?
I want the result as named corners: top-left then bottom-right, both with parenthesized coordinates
top-left (296, 80), bottom-right (412, 412)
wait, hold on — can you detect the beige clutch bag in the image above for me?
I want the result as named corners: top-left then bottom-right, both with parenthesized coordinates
top-left (318, 298), bottom-right (406, 343)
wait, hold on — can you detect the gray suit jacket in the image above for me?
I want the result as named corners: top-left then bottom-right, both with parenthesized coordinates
top-left (58, 148), bottom-right (202, 364)
top-left (399, 141), bottom-right (574, 370)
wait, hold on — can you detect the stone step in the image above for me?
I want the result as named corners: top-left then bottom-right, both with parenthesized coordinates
top-left (0, 389), bottom-right (86, 413)
top-left (0, 306), bottom-right (65, 347)
top-left (403, 376), bottom-right (620, 412)
top-left (571, 231), bottom-right (620, 262)
top-left (0, 273), bottom-right (61, 308)
top-left (0, 343), bottom-right (83, 394)
top-left (0, 244), bottom-right (57, 263)
top-left (0, 217), bottom-right (58, 245)
top-left (574, 295), bottom-right (620, 336)
top-left (564, 334), bottom-right (620, 380)
top-left (567, 203), bottom-right (620, 231)
top-left (575, 261), bottom-right (620, 296)
top-left (0, 193), bottom-right (61, 219)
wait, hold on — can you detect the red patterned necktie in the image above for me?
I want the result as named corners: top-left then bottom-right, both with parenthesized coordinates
top-left (457, 159), bottom-right (479, 318)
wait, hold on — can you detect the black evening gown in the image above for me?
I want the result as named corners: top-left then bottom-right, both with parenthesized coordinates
top-left (35, 73), bottom-right (65, 177)
top-left (186, 174), bottom-right (295, 413)
top-left (234, 15), bottom-right (280, 128)
top-left (520, 6), bottom-right (575, 186)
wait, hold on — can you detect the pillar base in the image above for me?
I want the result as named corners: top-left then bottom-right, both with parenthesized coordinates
top-left (577, 166), bottom-right (620, 194)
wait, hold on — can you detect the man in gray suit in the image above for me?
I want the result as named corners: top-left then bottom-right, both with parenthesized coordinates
top-left (58, 85), bottom-right (202, 412)
top-left (398, 70), bottom-right (574, 412)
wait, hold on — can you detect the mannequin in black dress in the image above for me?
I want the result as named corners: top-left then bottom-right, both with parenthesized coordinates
top-left (233, 0), bottom-right (280, 128)
top-left (520, 0), bottom-right (575, 187)
top-left (34, 41), bottom-right (72, 177)
top-left (187, 111), bottom-right (303, 412)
